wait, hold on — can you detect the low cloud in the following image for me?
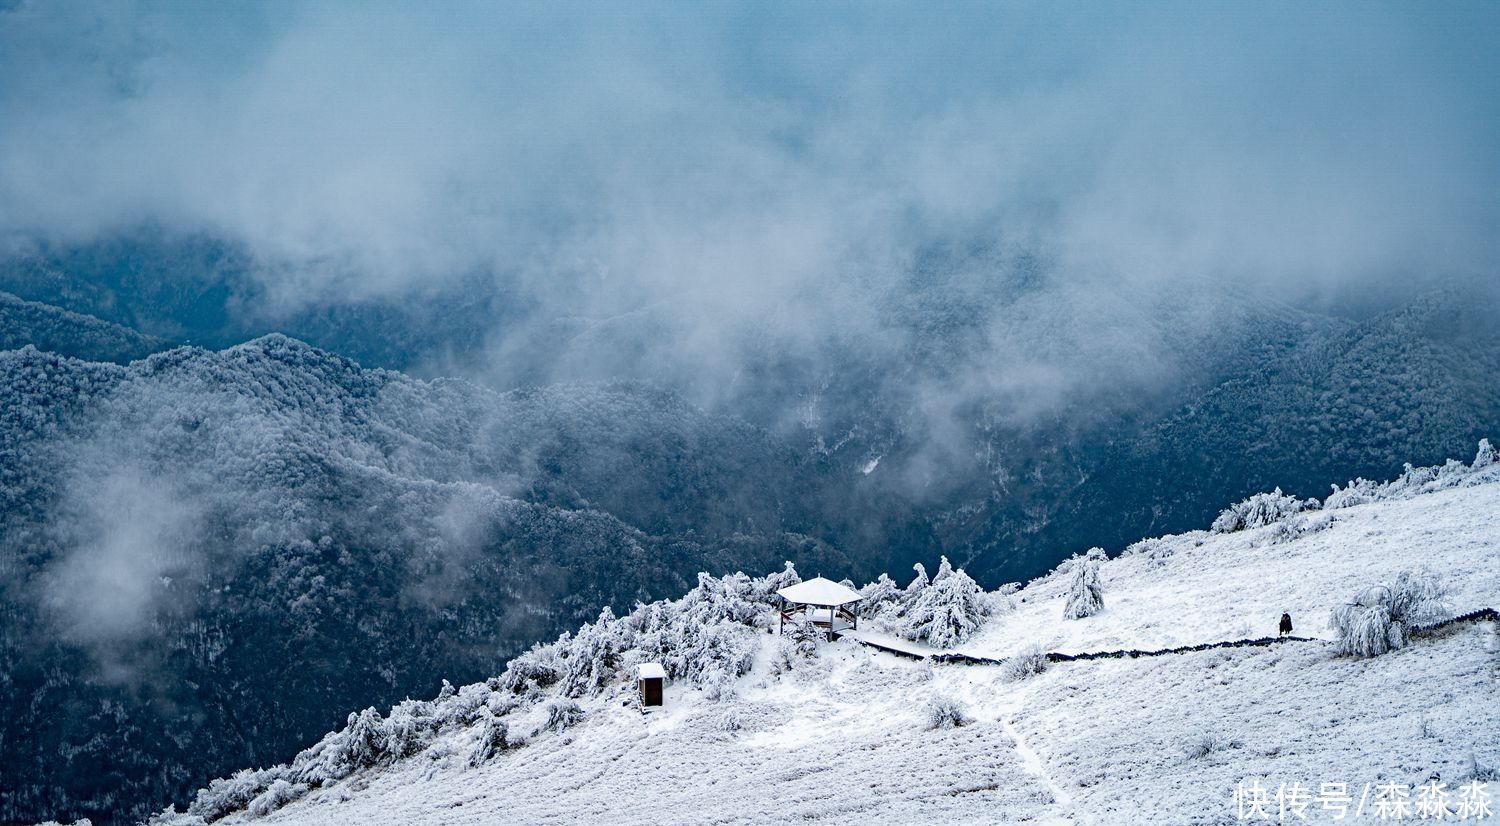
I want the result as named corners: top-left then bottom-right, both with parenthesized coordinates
top-left (42, 464), bottom-right (202, 649)
top-left (2, 1), bottom-right (1496, 424)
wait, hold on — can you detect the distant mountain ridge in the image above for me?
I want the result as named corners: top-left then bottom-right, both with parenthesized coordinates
top-left (0, 290), bottom-right (169, 363)
top-left (1045, 284), bottom-right (1500, 570)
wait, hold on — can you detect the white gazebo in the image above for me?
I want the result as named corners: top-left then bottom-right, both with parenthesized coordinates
top-left (776, 576), bottom-right (864, 639)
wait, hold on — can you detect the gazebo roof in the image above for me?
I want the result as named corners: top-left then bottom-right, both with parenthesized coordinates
top-left (776, 576), bottom-right (863, 607)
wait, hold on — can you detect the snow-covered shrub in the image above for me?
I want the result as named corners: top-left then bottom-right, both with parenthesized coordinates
top-left (987, 582), bottom-right (1020, 615)
top-left (902, 557), bottom-right (990, 647)
top-left (714, 707), bottom-right (742, 734)
top-left (1330, 571), bottom-right (1448, 657)
top-left (1270, 512), bottom-right (1335, 544)
top-left (1123, 536), bottom-right (1165, 558)
top-left (1001, 644), bottom-right (1050, 682)
top-left (1325, 477), bottom-right (1380, 509)
top-left (499, 645), bottom-right (562, 698)
top-left (914, 660), bottom-right (935, 683)
top-left (1382, 462), bottom-right (1443, 499)
top-left (1062, 550), bottom-right (1104, 620)
top-left (700, 666), bottom-right (738, 702)
top-left (923, 692), bottom-right (972, 730)
top-left (433, 682), bottom-right (500, 732)
top-left (542, 698), bottom-right (585, 733)
top-left (1211, 488), bottom-right (1313, 533)
top-left (768, 639), bottom-right (797, 676)
top-left (787, 617), bottom-right (824, 659)
top-left (468, 715), bottom-right (513, 767)
top-left (247, 779), bottom-right (308, 818)
top-left (1123, 536), bottom-right (1180, 568)
top-left (1183, 734), bottom-right (1237, 760)
top-left (186, 768), bottom-right (285, 822)
top-left (1327, 441), bottom-right (1498, 509)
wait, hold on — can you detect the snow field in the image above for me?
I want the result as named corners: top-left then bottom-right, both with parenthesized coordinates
top-left (216, 473), bottom-right (1499, 825)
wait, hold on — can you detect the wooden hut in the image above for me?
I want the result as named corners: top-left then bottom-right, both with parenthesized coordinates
top-left (637, 662), bottom-right (665, 707)
top-left (776, 576), bottom-right (863, 640)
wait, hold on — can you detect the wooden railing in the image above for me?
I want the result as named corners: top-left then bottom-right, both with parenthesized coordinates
top-left (778, 603), bottom-right (859, 638)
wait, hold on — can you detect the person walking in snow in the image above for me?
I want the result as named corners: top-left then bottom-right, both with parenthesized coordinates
top-left (1279, 612), bottom-right (1293, 636)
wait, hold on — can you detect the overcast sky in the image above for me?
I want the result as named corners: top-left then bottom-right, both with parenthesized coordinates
top-left (3, 1), bottom-right (1497, 399)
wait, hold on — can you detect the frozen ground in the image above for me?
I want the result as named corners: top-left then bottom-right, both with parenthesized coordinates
top-left (960, 479), bottom-right (1500, 659)
top-left (220, 480), bottom-right (1499, 825)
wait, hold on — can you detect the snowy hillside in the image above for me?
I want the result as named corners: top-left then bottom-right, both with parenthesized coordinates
top-left (158, 448), bottom-right (1500, 825)
top-left (4, 321), bottom-right (1495, 824)
top-left (0, 336), bottom-right (880, 824)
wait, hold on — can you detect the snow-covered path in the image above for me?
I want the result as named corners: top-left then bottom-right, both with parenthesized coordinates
top-left (1002, 711), bottom-right (1076, 826)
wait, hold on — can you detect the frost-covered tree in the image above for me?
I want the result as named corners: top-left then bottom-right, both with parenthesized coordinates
top-left (1475, 438), bottom-right (1497, 468)
top-left (902, 557), bottom-right (989, 648)
top-left (749, 561), bottom-right (800, 604)
top-left (186, 768), bottom-right (285, 823)
top-left (383, 700), bottom-right (434, 759)
top-left (858, 573), bottom-right (901, 619)
top-left (1211, 488), bottom-right (1313, 533)
top-left (888, 561), bottom-right (930, 621)
top-left (931, 556), bottom-right (956, 582)
top-left (556, 607), bottom-right (634, 698)
top-left (906, 562), bottom-right (929, 595)
top-left (1329, 571), bottom-right (1448, 657)
top-left (1062, 550), bottom-right (1104, 620)
top-left (293, 707), bottom-right (386, 784)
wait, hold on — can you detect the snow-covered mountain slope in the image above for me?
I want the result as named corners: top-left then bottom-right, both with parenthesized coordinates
top-left (0, 337), bottom-right (879, 824)
top-left (960, 479), bottom-right (1498, 659)
top-left (171, 454), bottom-right (1499, 825)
